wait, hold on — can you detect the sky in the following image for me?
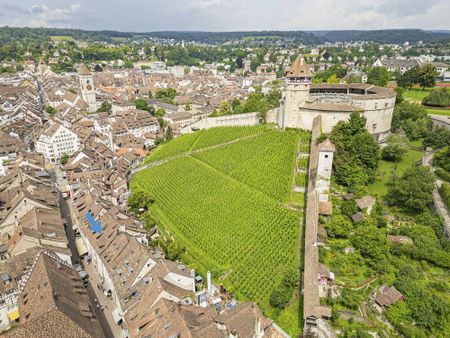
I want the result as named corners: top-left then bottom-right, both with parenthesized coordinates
top-left (0, 0), bottom-right (449, 32)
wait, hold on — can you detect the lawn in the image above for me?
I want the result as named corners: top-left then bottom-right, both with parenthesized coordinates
top-left (132, 126), bottom-right (310, 333)
top-left (50, 35), bottom-right (75, 41)
top-left (403, 88), bottom-right (430, 103)
top-left (403, 88), bottom-right (450, 116)
top-left (425, 108), bottom-right (450, 116)
top-left (367, 140), bottom-right (423, 197)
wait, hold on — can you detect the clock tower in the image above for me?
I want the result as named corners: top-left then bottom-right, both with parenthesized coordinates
top-left (79, 64), bottom-right (97, 113)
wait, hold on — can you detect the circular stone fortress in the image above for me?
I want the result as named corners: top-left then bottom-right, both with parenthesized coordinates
top-left (277, 56), bottom-right (396, 142)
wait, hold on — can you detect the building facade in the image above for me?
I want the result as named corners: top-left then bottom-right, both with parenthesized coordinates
top-left (35, 122), bottom-right (81, 162)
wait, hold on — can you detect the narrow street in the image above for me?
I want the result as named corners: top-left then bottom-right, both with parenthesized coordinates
top-left (51, 167), bottom-right (115, 338)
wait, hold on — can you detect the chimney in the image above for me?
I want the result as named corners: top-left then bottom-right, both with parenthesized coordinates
top-left (206, 271), bottom-right (211, 295)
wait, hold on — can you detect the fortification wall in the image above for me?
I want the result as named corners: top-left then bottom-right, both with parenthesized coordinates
top-left (180, 112), bottom-right (260, 134)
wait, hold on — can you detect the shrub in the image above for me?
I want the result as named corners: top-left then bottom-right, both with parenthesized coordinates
top-left (440, 183), bottom-right (450, 210)
top-left (422, 87), bottom-right (450, 107)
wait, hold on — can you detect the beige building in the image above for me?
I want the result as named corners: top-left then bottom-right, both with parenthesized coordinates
top-left (278, 57), bottom-right (396, 142)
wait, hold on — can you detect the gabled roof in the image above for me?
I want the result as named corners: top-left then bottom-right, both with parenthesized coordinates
top-left (286, 56), bottom-right (313, 78)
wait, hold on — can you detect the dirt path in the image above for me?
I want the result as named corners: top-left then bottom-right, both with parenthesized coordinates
top-left (130, 132), bottom-right (265, 176)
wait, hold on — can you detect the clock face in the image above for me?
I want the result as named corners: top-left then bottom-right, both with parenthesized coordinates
top-left (86, 85), bottom-right (92, 91)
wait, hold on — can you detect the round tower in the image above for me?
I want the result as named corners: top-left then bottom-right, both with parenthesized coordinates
top-left (279, 56), bottom-right (312, 129)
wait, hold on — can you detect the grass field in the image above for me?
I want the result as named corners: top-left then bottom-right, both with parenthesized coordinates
top-left (50, 35), bottom-right (75, 41)
top-left (403, 89), bottom-right (430, 103)
top-left (425, 108), bottom-right (450, 116)
top-left (403, 88), bottom-right (450, 116)
top-left (367, 140), bottom-right (424, 197)
top-left (133, 126), bottom-right (310, 336)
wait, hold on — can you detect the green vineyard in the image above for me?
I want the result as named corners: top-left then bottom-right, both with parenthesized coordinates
top-left (132, 126), bottom-right (310, 328)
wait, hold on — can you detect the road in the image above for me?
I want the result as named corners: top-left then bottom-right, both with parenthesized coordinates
top-left (51, 167), bottom-right (115, 338)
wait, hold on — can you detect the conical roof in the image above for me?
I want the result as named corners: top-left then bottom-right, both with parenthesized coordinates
top-left (79, 64), bottom-right (91, 76)
top-left (286, 56), bottom-right (313, 78)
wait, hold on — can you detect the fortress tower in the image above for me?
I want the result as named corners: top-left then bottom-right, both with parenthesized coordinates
top-left (79, 64), bottom-right (97, 113)
top-left (278, 56), bottom-right (313, 129)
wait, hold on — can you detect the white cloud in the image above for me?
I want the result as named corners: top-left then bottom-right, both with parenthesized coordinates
top-left (0, 0), bottom-right (448, 31)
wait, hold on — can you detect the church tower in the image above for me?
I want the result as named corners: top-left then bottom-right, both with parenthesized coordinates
top-left (278, 56), bottom-right (313, 129)
top-left (79, 64), bottom-right (97, 113)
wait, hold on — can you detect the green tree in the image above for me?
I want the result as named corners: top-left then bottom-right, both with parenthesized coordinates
top-left (367, 66), bottom-right (390, 87)
top-left (423, 127), bottom-right (450, 149)
top-left (327, 74), bottom-right (340, 84)
top-left (60, 152), bottom-right (69, 165)
top-left (418, 64), bottom-right (438, 89)
top-left (351, 225), bottom-right (389, 271)
top-left (97, 101), bottom-right (112, 113)
top-left (394, 86), bottom-right (404, 104)
top-left (155, 107), bottom-right (166, 118)
top-left (387, 166), bottom-right (435, 213)
top-left (166, 125), bottom-right (173, 141)
top-left (325, 215), bottom-right (353, 238)
top-left (46, 106), bottom-right (56, 115)
top-left (422, 87), bottom-right (450, 107)
top-left (397, 67), bottom-right (420, 89)
top-left (382, 134), bottom-right (408, 161)
top-left (330, 112), bottom-right (380, 190)
top-left (166, 241), bottom-right (185, 260)
top-left (391, 102), bottom-right (430, 140)
top-left (134, 98), bottom-right (150, 111)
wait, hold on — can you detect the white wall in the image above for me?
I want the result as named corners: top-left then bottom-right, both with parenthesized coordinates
top-left (181, 112), bottom-right (260, 134)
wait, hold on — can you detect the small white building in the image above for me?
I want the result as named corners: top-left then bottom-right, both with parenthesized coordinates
top-left (35, 122), bottom-right (80, 162)
top-left (316, 139), bottom-right (335, 201)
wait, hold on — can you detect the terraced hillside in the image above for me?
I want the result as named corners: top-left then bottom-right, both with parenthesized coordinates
top-left (132, 126), bottom-right (310, 333)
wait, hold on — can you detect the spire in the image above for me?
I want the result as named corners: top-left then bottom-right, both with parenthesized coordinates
top-left (286, 55), bottom-right (313, 78)
top-left (79, 64), bottom-right (91, 76)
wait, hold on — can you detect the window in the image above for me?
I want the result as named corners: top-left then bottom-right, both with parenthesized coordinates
top-left (324, 154), bottom-right (329, 158)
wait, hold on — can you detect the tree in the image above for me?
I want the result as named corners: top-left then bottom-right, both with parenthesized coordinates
top-left (166, 241), bottom-right (185, 260)
top-left (325, 215), bottom-right (353, 238)
top-left (97, 101), bottom-right (112, 113)
top-left (60, 152), bottom-right (69, 165)
top-left (433, 147), bottom-right (450, 172)
top-left (185, 101), bottom-right (191, 111)
top-left (391, 102), bottom-right (430, 140)
top-left (367, 66), bottom-right (390, 87)
top-left (330, 112), bottom-right (380, 190)
top-left (155, 107), bottom-right (166, 118)
top-left (423, 127), bottom-right (450, 149)
top-left (166, 125), bottom-right (173, 141)
top-left (394, 86), bottom-right (404, 104)
top-left (387, 166), bottom-right (435, 213)
top-left (351, 225), bottom-right (389, 271)
top-left (46, 106), bottom-right (56, 115)
top-left (422, 87), bottom-right (450, 107)
top-left (382, 134), bottom-right (408, 161)
top-left (327, 74), bottom-right (340, 84)
top-left (418, 64), bottom-right (438, 89)
top-left (134, 98), bottom-right (150, 111)
top-left (397, 67), bottom-right (420, 89)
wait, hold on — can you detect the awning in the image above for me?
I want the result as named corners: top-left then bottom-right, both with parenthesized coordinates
top-left (75, 238), bottom-right (88, 257)
top-left (8, 309), bottom-right (19, 321)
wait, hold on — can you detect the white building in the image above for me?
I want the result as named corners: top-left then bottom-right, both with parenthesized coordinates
top-left (35, 122), bottom-right (80, 162)
top-left (79, 65), bottom-right (98, 113)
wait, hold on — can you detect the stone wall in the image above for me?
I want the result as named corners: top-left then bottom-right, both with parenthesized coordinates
top-left (180, 112), bottom-right (260, 134)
